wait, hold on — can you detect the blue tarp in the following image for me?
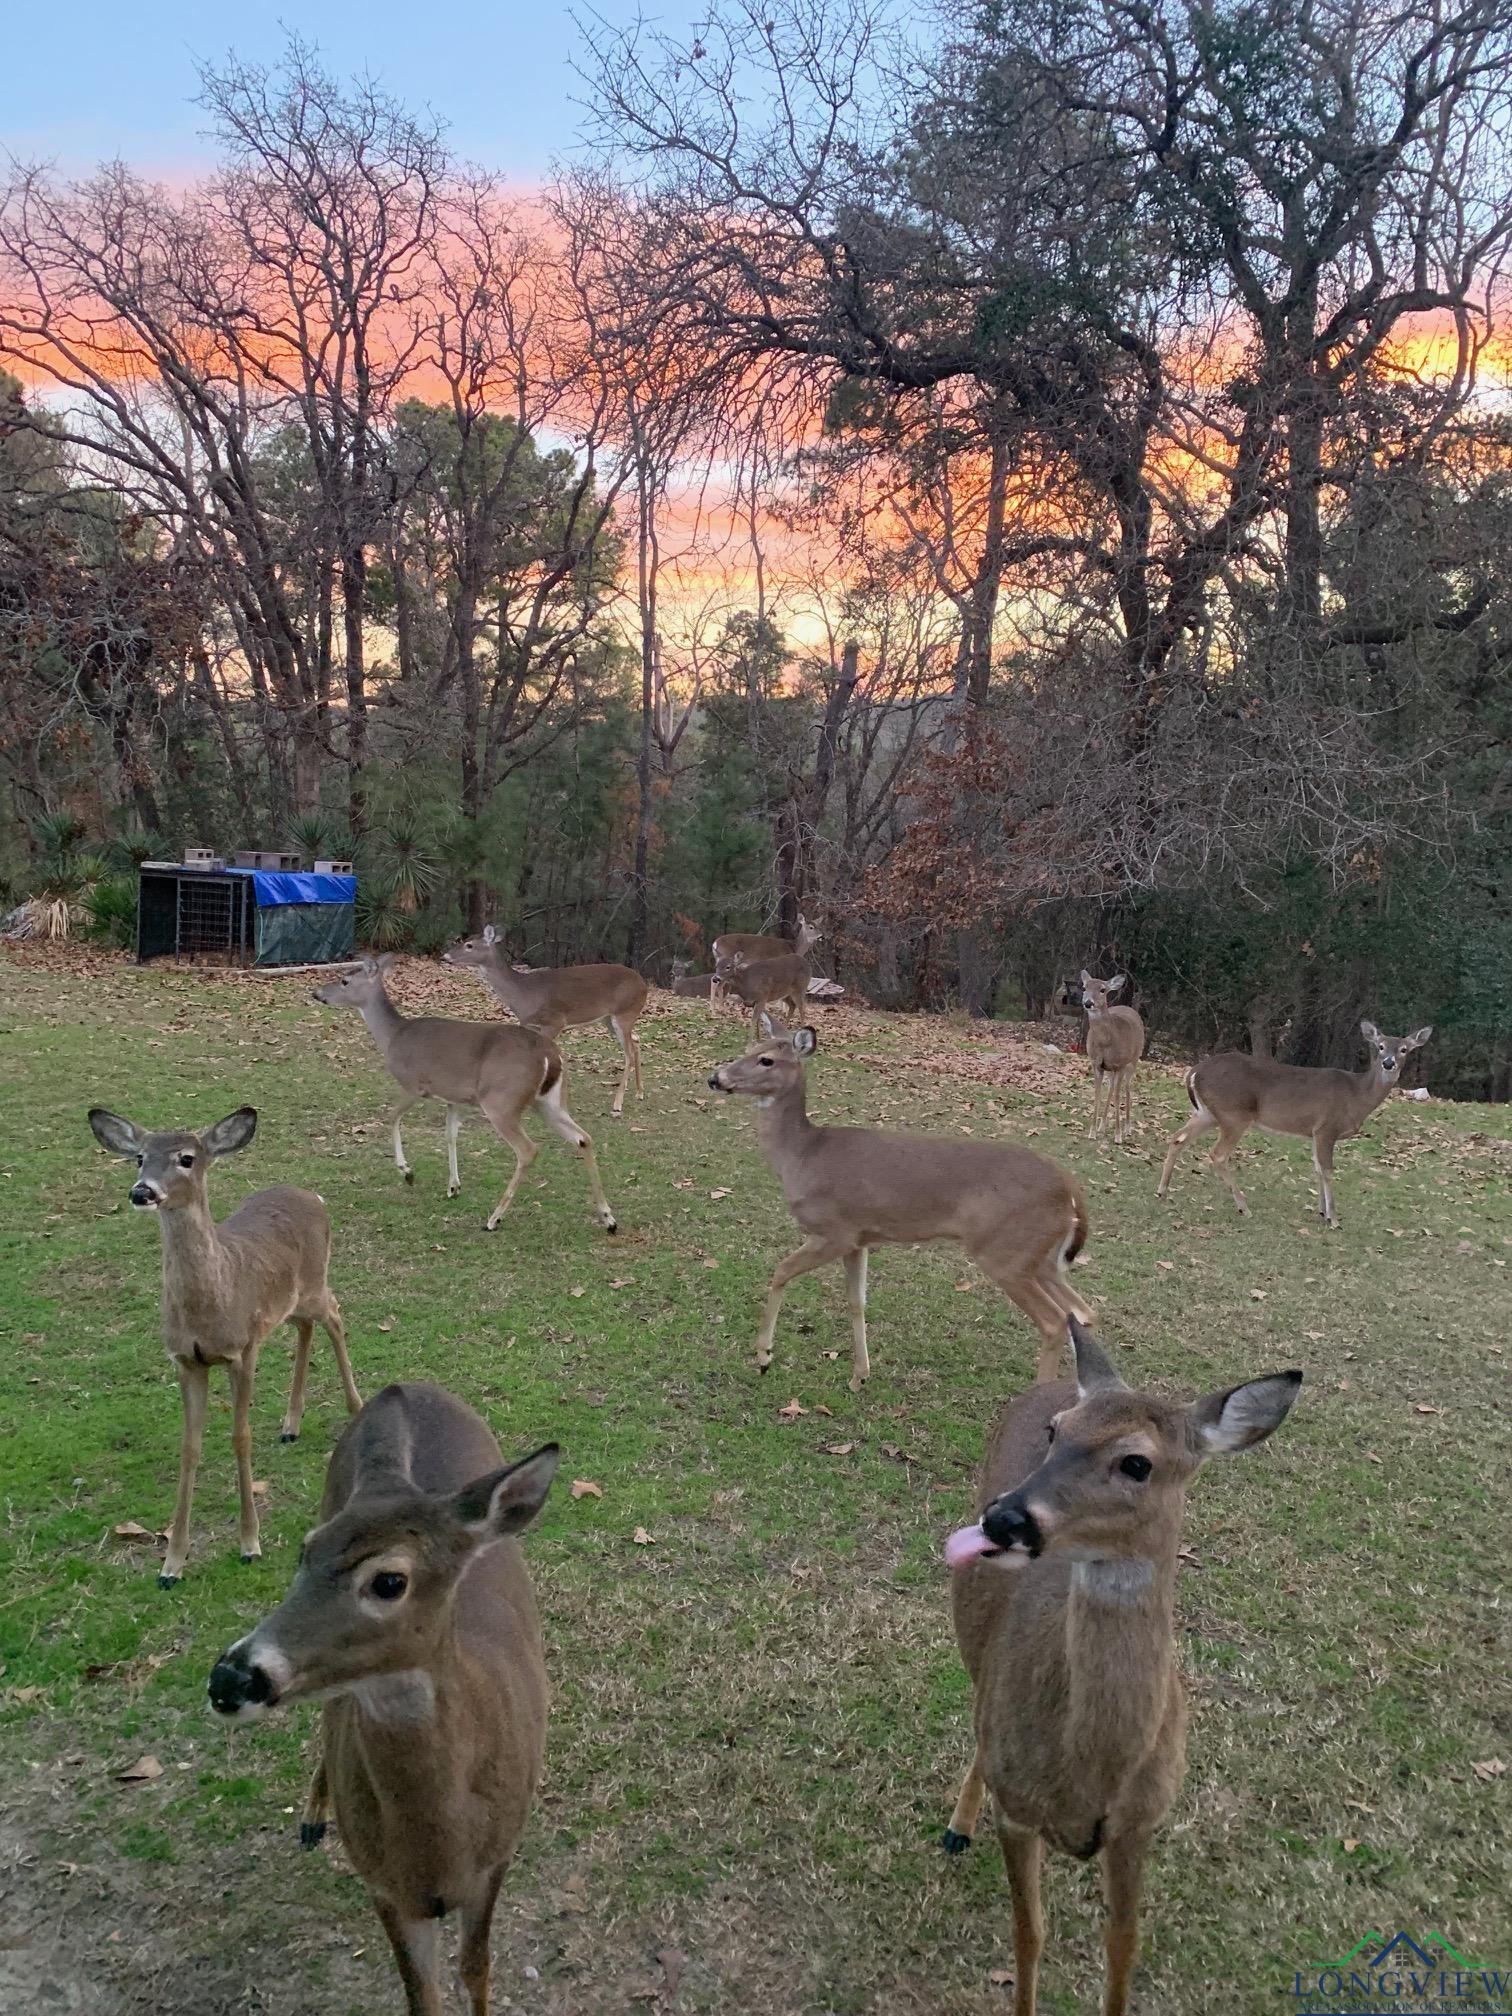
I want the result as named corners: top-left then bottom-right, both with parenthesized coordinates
top-left (225, 870), bottom-right (357, 908)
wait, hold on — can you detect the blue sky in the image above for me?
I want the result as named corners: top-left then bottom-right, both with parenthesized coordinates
top-left (1, 1), bottom-right (691, 181)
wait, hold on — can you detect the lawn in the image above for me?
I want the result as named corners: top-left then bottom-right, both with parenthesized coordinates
top-left (0, 946), bottom-right (1507, 2015)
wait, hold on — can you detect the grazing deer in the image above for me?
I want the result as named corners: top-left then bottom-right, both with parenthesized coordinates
top-left (944, 1317), bottom-right (1300, 2016)
top-left (442, 927), bottom-right (647, 1117)
top-left (87, 1105), bottom-right (361, 1587)
top-left (669, 957), bottom-right (714, 999)
top-left (1157, 1020), bottom-right (1432, 1226)
top-left (710, 910), bottom-right (821, 974)
top-left (714, 946), bottom-right (810, 1037)
top-left (1081, 971), bottom-right (1145, 1146)
top-left (314, 958), bottom-right (617, 1235)
top-left (209, 1380), bottom-right (558, 2016)
top-left (707, 1027), bottom-right (1089, 1389)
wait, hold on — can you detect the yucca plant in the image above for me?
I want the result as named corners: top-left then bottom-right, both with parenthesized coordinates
top-left (355, 884), bottom-right (411, 951)
top-left (81, 874), bottom-right (138, 948)
top-left (373, 811), bottom-right (439, 915)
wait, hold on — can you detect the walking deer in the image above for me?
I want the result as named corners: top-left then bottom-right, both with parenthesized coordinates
top-left (707, 1027), bottom-right (1089, 1389)
top-left (87, 1105), bottom-right (361, 1586)
top-left (944, 1317), bottom-right (1300, 2016)
top-left (442, 927), bottom-right (647, 1117)
top-left (209, 1380), bottom-right (558, 2016)
top-left (714, 946), bottom-right (810, 1037)
top-left (1081, 972), bottom-right (1145, 1145)
top-left (314, 958), bottom-right (617, 1234)
top-left (1157, 1020), bottom-right (1432, 1226)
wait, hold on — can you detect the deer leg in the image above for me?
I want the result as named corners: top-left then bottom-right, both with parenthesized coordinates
top-left (997, 1823), bottom-right (1045, 2016)
top-left (1088, 1064), bottom-right (1108, 1139)
top-left (1099, 1829), bottom-right (1149, 2016)
top-left (843, 1247), bottom-right (870, 1391)
top-left (301, 1752), bottom-right (330, 1848)
top-left (280, 1320), bottom-right (314, 1442)
top-left (942, 1749), bottom-right (986, 1853)
top-left (1313, 1131), bottom-right (1339, 1227)
top-left (1157, 1105), bottom-right (1214, 1198)
top-left (479, 1109), bottom-right (537, 1232)
top-left (459, 1866), bottom-right (505, 2016)
top-left (607, 1014), bottom-right (635, 1117)
top-left (161, 1358), bottom-right (209, 1587)
top-left (390, 1094), bottom-right (421, 1185)
top-left (319, 1294), bottom-right (362, 1416)
top-left (373, 1899), bottom-right (443, 2016)
top-left (973, 1255), bottom-right (1067, 1383)
top-left (1114, 1066), bottom-right (1130, 1144)
top-left (445, 1105), bottom-right (463, 1197)
top-left (228, 1355), bottom-right (261, 1564)
top-left (1207, 1122), bottom-right (1250, 1215)
top-left (535, 1073), bottom-right (618, 1231)
top-left (754, 1237), bottom-right (848, 1375)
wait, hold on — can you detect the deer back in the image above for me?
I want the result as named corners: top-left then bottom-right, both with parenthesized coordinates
top-left (1192, 1050), bottom-right (1379, 1140)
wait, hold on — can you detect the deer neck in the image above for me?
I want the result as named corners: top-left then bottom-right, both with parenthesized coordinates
top-left (754, 1075), bottom-right (817, 1171)
top-left (1063, 1552), bottom-right (1176, 1772)
top-left (157, 1195), bottom-right (231, 1326)
top-left (1346, 1058), bottom-right (1391, 1124)
top-left (358, 983), bottom-right (406, 1055)
top-left (483, 953), bottom-right (542, 1016)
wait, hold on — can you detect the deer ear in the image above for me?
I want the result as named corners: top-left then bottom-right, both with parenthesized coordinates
top-left (791, 1026), bottom-right (817, 1057)
top-left (1107, 973), bottom-right (1126, 994)
top-left (89, 1108), bottom-right (145, 1158)
top-left (1069, 1315), bottom-right (1126, 1394)
top-left (1189, 1371), bottom-right (1302, 1455)
top-left (453, 1444), bottom-right (560, 1543)
top-left (483, 923), bottom-right (498, 946)
top-left (360, 955), bottom-right (379, 976)
top-left (202, 1107), bottom-right (258, 1158)
top-left (1079, 968), bottom-right (1092, 987)
top-left (1360, 1019), bottom-right (1380, 1042)
top-left (1408, 1025), bottom-right (1433, 1047)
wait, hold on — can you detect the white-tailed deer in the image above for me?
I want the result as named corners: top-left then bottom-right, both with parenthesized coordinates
top-left (714, 946), bottom-right (810, 1037)
top-left (707, 1027), bottom-right (1089, 1389)
top-left (1157, 1019), bottom-right (1432, 1226)
top-left (209, 1380), bottom-right (558, 2016)
top-left (710, 910), bottom-right (821, 973)
top-left (1081, 971), bottom-right (1145, 1146)
top-left (944, 1318), bottom-right (1300, 2016)
top-left (669, 957), bottom-right (714, 999)
top-left (87, 1105), bottom-right (361, 1586)
top-left (314, 958), bottom-right (617, 1235)
top-left (443, 927), bottom-right (647, 1117)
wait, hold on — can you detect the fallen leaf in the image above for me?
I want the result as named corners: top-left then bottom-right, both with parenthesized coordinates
top-left (701, 1257), bottom-right (719, 1270)
top-left (116, 1754), bottom-right (164, 1784)
top-left (1156, 1260), bottom-right (1175, 1272)
top-left (610, 1277), bottom-right (636, 1289)
top-left (1341, 1836), bottom-right (1360, 1853)
top-left (251, 1479), bottom-right (268, 1498)
top-left (709, 1187), bottom-right (731, 1200)
top-left (989, 1967), bottom-right (1014, 1986)
top-left (1414, 1402), bottom-right (1441, 1415)
top-left (569, 1286), bottom-right (586, 1298)
top-left (376, 1319), bottom-right (395, 1333)
top-left (1249, 1288), bottom-right (1267, 1301)
top-left (1471, 1758), bottom-right (1506, 1781)
top-left (570, 1479), bottom-right (603, 1501)
top-left (778, 1398), bottom-right (807, 1420)
top-left (814, 1404), bottom-right (833, 1417)
top-left (632, 1527), bottom-right (655, 1546)
top-left (824, 1442), bottom-right (855, 1456)
top-left (8, 1687), bottom-right (43, 1705)
top-left (112, 1521), bottom-right (155, 1541)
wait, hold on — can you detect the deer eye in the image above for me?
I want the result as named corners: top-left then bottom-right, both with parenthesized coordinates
top-left (1046, 1419), bottom-right (1057, 1442)
top-left (759, 1056), bottom-right (774, 1067)
top-left (135, 1153), bottom-right (145, 1167)
top-left (369, 1570), bottom-right (408, 1601)
top-left (1119, 1454), bottom-right (1152, 1482)
top-left (178, 1153), bottom-right (196, 1168)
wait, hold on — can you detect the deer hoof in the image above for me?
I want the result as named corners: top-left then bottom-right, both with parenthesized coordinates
top-left (403, 1170), bottom-right (415, 1187)
top-left (447, 1184), bottom-right (461, 1199)
top-left (300, 1821), bottom-right (328, 1850)
top-left (240, 1551), bottom-right (261, 1565)
top-left (157, 1572), bottom-right (181, 1590)
top-left (279, 1429), bottom-right (299, 1444)
top-left (941, 1829), bottom-right (972, 1856)
top-left (603, 1217), bottom-right (618, 1234)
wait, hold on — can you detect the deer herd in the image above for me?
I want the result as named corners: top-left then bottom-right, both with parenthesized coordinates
top-left (82, 920), bottom-right (1434, 2016)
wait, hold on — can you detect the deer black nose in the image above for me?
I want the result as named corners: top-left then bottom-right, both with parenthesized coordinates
top-left (209, 1651), bottom-right (277, 1716)
top-left (129, 1183), bottom-right (158, 1208)
top-left (707, 1073), bottom-right (722, 1090)
top-left (982, 1496), bottom-right (1043, 1557)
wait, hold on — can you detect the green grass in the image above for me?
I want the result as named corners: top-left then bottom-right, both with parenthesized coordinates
top-left (0, 948), bottom-right (1508, 2014)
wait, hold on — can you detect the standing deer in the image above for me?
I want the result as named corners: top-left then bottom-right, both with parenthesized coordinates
top-left (714, 946), bottom-right (810, 1037)
top-left (1157, 1020), bottom-right (1432, 1226)
top-left (209, 1380), bottom-right (558, 2016)
top-left (87, 1105), bottom-right (361, 1587)
top-left (708, 1027), bottom-right (1089, 1389)
top-left (442, 927), bottom-right (647, 1117)
top-left (944, 1317), bottom-right (1300, 2016)
top-left (314, 958), bottom-right (617, 1235)
top-left (710, 910), bottom-right (821, 973)
top-left (1081, 971), bottom-right (1145, 1146)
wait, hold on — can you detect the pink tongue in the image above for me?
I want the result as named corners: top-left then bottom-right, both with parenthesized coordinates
top-left (944, 1524), bottom-right (1001, 1569)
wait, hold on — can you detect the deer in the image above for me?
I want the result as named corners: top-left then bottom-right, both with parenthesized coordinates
top-left (314, 957), bottom-right (617, 1236)
top-left (86, 1105), bottom-right (361, 1587)
top-left (1157, 1019), bottom-right (1432, 1226)
top-left (669, 956), bottom-right (714, 999)
top-left (943, 1316), bottom-right (1301, 2016)
top-left (710, 910), bottom-right (821, 974)
top-left (209, 1380), bottom-right (559, 2016)
top-left (714, 946), bottom-right (810, 1037)
top-left (707, 1026), bottom-right (1089, 1390)
top-left (1080, 971), bottom-right (1146, 1146)
top-left (442, 926), bottom-right (647, 1118)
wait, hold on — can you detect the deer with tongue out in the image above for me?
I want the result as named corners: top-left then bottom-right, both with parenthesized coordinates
top-left (944, 1317), bottom-right (1301, 2016)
